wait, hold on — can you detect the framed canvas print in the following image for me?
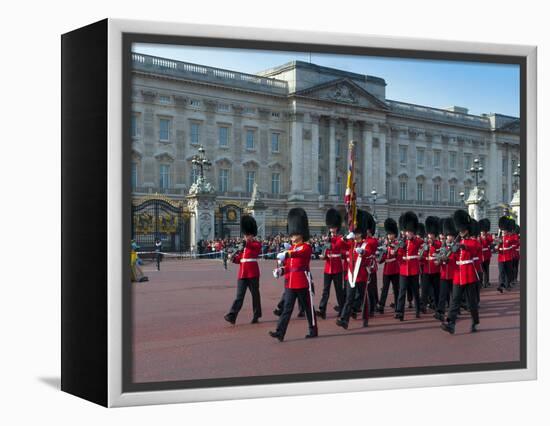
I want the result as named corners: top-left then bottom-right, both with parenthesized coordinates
top-left (61, 18), bottom-right (537, 407)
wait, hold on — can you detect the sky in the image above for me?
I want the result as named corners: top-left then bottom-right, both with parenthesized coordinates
top-left (133, 43), bottom-right (520, 117)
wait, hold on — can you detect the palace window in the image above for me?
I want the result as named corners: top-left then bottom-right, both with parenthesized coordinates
top-left (218, 169), bottom-right (229, 193)
top-left (217, 103), bottom-right (229, 112)
top-left (318, 137), bottom-right (323, 159)
top-left (159, 118), bottom-right (171, 142)
top-left (159, 164), bottom-right (170, 189)
top-left (399, 181), bottom-right (408, 201)
top-left (271, 173), bottom-right (280, 194)
top-left (131, 114), bottom-right (140, 138)
top-left (433, 183), bottom-right (441, 202)
top-left (189, 99), bottom-right (201, 108)
top-left (449, 151), bottom-right (457, 170)
top-left (159, 95), bottom-right (171, 104)
top-left (464, 153), bottom-right (472, 170)
top-left (318, 175), bottom-right (324, 193)
top-left (191, 168), bottom-right (199, 184)
top-left (219, 126), bottom-right (229, 147)
top-left (417, 182), bottom-right (424, 202)
top-left (246, 171), bottom-right (256, 193)
top-left (386, 179), bottom-right (391, 198)
top-left (190, 122), bottom-right (200, 145)
top-left (336, 176), bottom-right (343, 196)
top-left (131, 162), bottom-right (137, 189)
top-left (449, 184), bottom-right (456, 203)
top-left (433, 150), bottom-right (441, 168)
top-left (271, 132), bottom-right (280, 153)
top-left (502, 157), bottom-right (508, 175)
top-left (502, 184), bottom-right (508, 201)
top-left (399, 146), bottom-right (408, 164)
top-left (417, 148), bottom-right (424, 167)
top-left (246, 129), bottom-right (255, 150)
top-left (336, 138), bottom-right (342, 158)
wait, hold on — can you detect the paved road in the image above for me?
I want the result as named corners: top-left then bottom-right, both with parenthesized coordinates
top-left (132, 258), bottom-right (520, 383)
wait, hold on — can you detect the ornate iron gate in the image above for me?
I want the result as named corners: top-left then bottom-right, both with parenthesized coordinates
top-left (216, 204), bottom-right (243, 239)
top-left (131, 198), bottom-right (189, 252)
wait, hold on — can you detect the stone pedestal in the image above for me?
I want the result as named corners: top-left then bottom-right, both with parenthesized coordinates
top-left (465, 186), bottom-right (486, 221)
top-left (247, 182), bottom-right (268, 238)
top-left (186, 176), bottom-right (216, 251)
top-left (510, 190), bottom-right (520, 226)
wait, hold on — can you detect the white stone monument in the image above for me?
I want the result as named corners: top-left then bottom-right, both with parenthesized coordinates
top-left (247, 182), bottom-right (267, 239)
top-left (465, 186), bottom-right (486, 221)
top-left (510, 189), bottom-right (520, 226)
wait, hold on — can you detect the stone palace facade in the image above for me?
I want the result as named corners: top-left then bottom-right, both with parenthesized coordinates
top-left (130, 52), bottom-right (520, 235)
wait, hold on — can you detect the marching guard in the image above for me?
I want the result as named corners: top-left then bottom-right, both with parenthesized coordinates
top-left (269, 208), bottom-right (318, 341)
top-left (336, 210), bottom-right (378, 329)
top-left (497, 216), bottom-right (517, 293)
top-left (420, 216), bottom-right (442, 312)
top-left (376, 218), bottom-right (401, 314)
top-left (440, 210), bottom-right (481, 334)
top-left (434, 217), bottom-right (458, 321)
top-left (479, 219), bottom-right (493, 288)
top-left (224, 215), bottom-right (262, 325)
top-left (395, 211), bottom-right (423, 321)
top-left (317, 208), bottom-right (345, 319)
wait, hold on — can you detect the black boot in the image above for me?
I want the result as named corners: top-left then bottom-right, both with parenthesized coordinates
top-left (433, 312), bottom-right (444, 321)
top-left (363, 320), bottom-right (369, 328)
top-left (440, 321), bottom-right (455, 334)
top-left (224, 313), bottom-right (236, 324)
top-left (333, 305), bottom-right (341, 312)
top-left (316, 310), bottom-right (326, 320)
top-left (376, 304), bottom-right (384, 314)
top-left (251, 316), bottom-right (260, 324)
top-left (273, 308), bottom-right (282, 316)
top-left (305, 331), bottom-right (318, 338)
top-left (336, 318), bottom-right (349, 329)
top-left (471, 310), bottom-right (480, 333)
top-left (268, 331), bottom-right (284, 341)
top-left (297, 310), bottom-right (305, 318)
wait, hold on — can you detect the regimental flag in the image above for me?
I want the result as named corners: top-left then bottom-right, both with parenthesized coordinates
top-left (345, 141), bottom-right (357, 232)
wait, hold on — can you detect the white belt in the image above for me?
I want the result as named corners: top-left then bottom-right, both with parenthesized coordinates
top-left (385, 258), bottom-right (396, 263)
top-left (403, 255), bottom-right (419, 260)
top-left (328, 254), bottom-right (341, 258)
top-left (456, 260), bottom-right (474, 266)
top-left (501, 246), bottom-right (514, 251)
top-left (426, 256), bottom-right (437, 261)
top-left (240, 258), bottom-right (258, 263)
top-left (473, 257), bottom-right (479, 261)
top-left (482, 248), bottom-right (489, 251)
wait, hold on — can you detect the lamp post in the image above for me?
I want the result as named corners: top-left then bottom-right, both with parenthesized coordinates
top-left (510, 162), bottom-right (521, 225)
top-left (470, 158), bottom-right (483, 187)
top-left (191, 145), bottom-right (212, 181)
top-left (459, 191), bottom-right (465, 205)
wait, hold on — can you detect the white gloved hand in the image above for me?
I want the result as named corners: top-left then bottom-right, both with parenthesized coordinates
top-left (272, 268), bottom-right (280, 278)
top-left (277, 252), bottom-right (287, 262)
top-left (346, 232), bottom-right (355, 240)
top-left (355, 247), bottom-right (365, 254)
top-left (283, 242), bottom-right (292, 250)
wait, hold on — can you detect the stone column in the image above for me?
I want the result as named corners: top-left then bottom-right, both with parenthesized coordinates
top-left (362, 122), bottom-right (373, 198)
top-left (507, 145), bottom-right (513, 202)
top-left (377, 123), bottom-right (387, 200)
top-left (328, 117), bottom-right (337, 196)
top-left (310, 113), bottom-right (320, 194)
top-left (187, 194), bottom-right (216, 252)
top-left (487, 135), bottom-right (502, 206)
top-left (290, 112), bottom-right (304, 200)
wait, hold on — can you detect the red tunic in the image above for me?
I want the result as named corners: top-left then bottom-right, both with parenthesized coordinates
top-left (497, 234), bottom-right (517, 263)
top-left (323, 235), bottom-right (344, 274)
top-left (480, 234), bottom-right (493, 263)
top-left (284, 242), bottom-right (312, 289)
top-left (453, 238), bottom-right (480, 285)
top-left (423, 239), bottom-right (442, 275)
top-left (232, 239), bottom-right (261, 279)
top-left (343, 238), bottom-right (376, 284)
top-left (439, 251), bottom-right (456, 281)
top-left (397, 237), bottom-right (424, 276)
top-left (513, 234), bottom-right (520, 260)
top-left (473, 237), bottom-right (483, 273)
top-left (380, 241), bottom-right (400, 275)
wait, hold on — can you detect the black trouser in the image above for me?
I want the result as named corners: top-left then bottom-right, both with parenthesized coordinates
top-left (437, 279), bottom-right (453, 316)
top-left (366, 272), bottom-right (378, 314)
top-left (277, 290), bottom-right (305, 315)
top-left (228, 277), bottom-right (262, 319)
top-left (379, 274), bottom-right (400, 309)
top-left (352, 281), bottom-right (367, 313)
top-left (319, 272), bottom-right (345, 313)
top-left (276, 287), bottom-right (317, 337)
top-left (481, 260), bottom-right (490, 287)
top-left (340, 280), bottom-right (368, 324)
top-left (512, 258), bottom-right (519, 283)
top-left (396, 275), bottom-right (420, 316)
top-left (156, 251), bottom-right (162, 271)
top-left (447, 283), bottom-right (479, 325)
top-left (407, 285), bottom-right (413, 303)
top-left (498, 261), bottom-right (514, 289)
top-left (421, 273), bottom-right (440, 310)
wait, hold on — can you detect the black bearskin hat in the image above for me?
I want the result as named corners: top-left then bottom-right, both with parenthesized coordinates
top-left (498, 216), bottom-right (514, 232)
top-left (453, 209), bottom-right (472, 233)
top-left (515, 224), bottom-right (520, 234)
top-left (401, 211), bottom-right (419, 233)
top-left (288, 207), bottom-right (310, 241)
top-left (398, 213), bottom-right (405, 232)
top-left (470, 219), bottom-right (480, 237)
top-left (365, 211), bottom-right (376, 235)
top-left (416, 223), bottom-right (426, 238)
top-left (384, 218), bottom-right (399, 236)
top-left (355, 209), bottom-right (368, 236)
top-left (325, 208), bottom-right (342, 231)
top-left (425, 216), bottom-right (440, 236)
top-left (441, 217), bottom-right (457, 237)
top-left (479, 218), bottom-right (491, 233)
top-left (240, 214), bottom-right (258, 236)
